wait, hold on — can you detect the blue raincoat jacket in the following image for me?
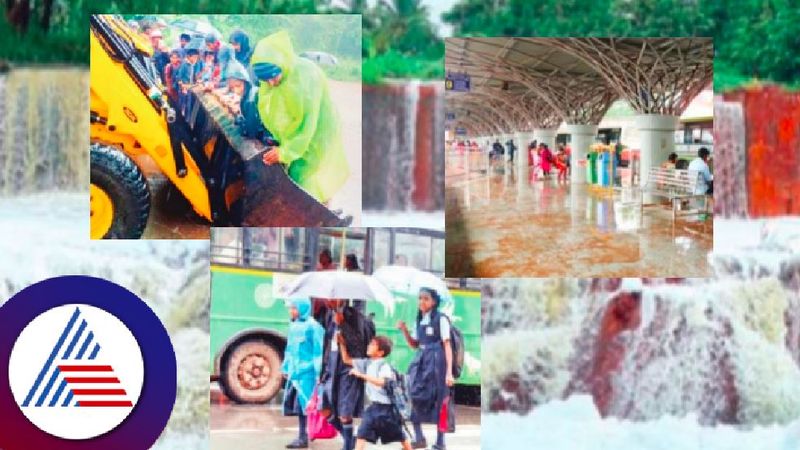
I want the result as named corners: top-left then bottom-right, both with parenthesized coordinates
top-left (282, 298), bottom-right (324, 414)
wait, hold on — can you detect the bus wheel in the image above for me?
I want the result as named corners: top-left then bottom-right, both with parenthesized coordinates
top-left (220, 339), bottom-right (282, 404)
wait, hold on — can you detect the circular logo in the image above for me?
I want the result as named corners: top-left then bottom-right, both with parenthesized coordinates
top-left (8, 305), bottom-right (144, 440)
top-left (0, 276), bottom-right (176, 450)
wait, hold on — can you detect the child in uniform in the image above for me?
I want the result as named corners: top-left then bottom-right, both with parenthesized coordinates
top-left (339, 334), bottom-right (413, 450)
top-left (398, 288), bottom-right (455, 450)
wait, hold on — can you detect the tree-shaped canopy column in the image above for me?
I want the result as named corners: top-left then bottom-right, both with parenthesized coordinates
top-left (533, 38), bottom-right (714, 186)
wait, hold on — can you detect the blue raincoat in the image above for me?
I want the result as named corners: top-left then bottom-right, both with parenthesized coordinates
top-left (282, 298), bottom-right (324, 415)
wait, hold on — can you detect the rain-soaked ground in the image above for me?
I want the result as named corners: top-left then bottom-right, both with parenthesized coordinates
top-left (445, 152), bottom-right (713, 277)
top-left (210, 401), bottom-right (481, 450)
top-left (141, 172), bottom-right (211, 239)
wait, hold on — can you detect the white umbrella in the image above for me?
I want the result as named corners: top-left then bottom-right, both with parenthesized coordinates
top-left (169, 18), bottom-right (222, 39)
top-left (278, 271), bottom-right (396, 310)
top-left (372, 265), bottom-right (453, 307)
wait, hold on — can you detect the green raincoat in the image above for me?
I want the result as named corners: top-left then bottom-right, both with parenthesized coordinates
top-left (251, 31), bottom-right (349, 203)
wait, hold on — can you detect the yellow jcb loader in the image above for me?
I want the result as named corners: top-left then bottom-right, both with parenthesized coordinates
top-left (89, 15), bottom-right (348, 239)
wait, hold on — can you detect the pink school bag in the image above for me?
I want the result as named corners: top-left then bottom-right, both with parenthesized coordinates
top-left (306, 385), bottom-right (338, 441)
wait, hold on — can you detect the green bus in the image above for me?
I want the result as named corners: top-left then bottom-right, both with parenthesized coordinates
top-left (209, 228), bottom-right (481, 405)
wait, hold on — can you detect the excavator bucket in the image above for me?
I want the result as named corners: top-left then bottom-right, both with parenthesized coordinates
top-left (188, 87), bottom-right (350, 226)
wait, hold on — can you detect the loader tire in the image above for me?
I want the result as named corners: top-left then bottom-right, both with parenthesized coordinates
top-left (90, 144), bottom-right (150, 239)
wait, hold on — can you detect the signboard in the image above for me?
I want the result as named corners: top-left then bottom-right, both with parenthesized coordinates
top-left (445, 71), bottom-right (470, 92)
top-left (455, 127), bottom-right (467, 136)
top-left (445, 112), bottom-right (456, 121)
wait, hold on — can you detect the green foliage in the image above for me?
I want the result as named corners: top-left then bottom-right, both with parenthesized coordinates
top-left (442, 0), bottom-right (800, 90)
top-left (0, 0), bottom-right (335, 64)
top-left (6, 0), bottom-right (800, 88)
top-left (359, 0), bottom-right (444, 83)
top-left (362, 49), bottom-right (442, 84)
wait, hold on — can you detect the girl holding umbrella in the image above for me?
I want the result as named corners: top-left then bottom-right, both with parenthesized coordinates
top-left (397, 287), bottom-right (455, 450)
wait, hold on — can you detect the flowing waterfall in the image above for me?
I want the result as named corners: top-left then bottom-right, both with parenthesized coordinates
top-left (0, 68), bottom-right (88, 195)
top-left (482, 275), bottom-right (800, 427)
top-left (362, 80), bottom-right (444, 213)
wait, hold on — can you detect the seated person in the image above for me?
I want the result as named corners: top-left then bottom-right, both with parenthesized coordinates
top-left (662, 152), bottom-right (678, 169)
top-left (688, 147), bottom-right (713, 195)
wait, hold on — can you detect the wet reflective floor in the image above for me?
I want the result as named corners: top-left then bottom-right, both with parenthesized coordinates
top-left (210, 403), bottom-right (481, 450)
top-left (445, 153), bottom-right (713, 277)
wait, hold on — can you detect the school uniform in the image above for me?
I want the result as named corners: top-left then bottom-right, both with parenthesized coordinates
top-left (352, 358), bottom-right (406, 445)
top-left (321, 307), bottom-right (371, 420)
top-left (407, 310), bottom-right (456, 432)
top-left (177, 60), bottom-right (202, 117)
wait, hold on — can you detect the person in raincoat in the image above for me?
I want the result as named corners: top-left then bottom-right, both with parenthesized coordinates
top-left (229, 28), bottom-right (253, 67)
top-left (224, 60), bottom-right (276, 147)
top-left (397, 288), bottom-right (455, 450)
top-left (320, 299), bottom-right (375, 450)
top-left (282, 298), bottom-right (325, 449)
top-left (250, 30), bottom-right (349, 204)
top-left (216, 45), bottom-right (234, 85)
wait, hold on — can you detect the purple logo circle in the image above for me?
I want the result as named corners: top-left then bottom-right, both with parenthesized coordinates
top-left (0, 276), bottom-right (177, 450)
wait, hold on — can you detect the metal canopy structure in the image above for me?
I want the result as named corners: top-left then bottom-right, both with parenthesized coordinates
top-left (445, 37), bottom-right (714, 136)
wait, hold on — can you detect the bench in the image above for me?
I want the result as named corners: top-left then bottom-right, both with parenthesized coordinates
top-left (641, 167), bottom-right (711, 221)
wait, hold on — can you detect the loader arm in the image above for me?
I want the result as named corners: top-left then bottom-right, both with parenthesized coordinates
top-left (89, 15), bottom-right (212, 221)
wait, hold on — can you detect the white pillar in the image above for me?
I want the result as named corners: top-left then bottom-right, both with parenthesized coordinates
top-left (635, 114), bottom-right (679, 187)
top-left (532, 128), bottom-right (557, 152)
top-left (565, 124), bottom-right (598, 184)
top-left (515, 132), bottom-right (534, 167)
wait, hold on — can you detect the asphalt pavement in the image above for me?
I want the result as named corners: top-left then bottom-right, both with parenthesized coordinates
top-left (210, 402), bottom-right (481, 450)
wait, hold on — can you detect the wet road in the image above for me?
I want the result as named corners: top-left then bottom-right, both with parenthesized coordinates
top-left (210, 403), bottom-right (481, 450)
top-left (445, 153), bottom-right (713, 277)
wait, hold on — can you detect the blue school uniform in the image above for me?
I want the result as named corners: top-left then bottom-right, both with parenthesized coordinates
top-left (177, 59), bottom-right (203, 117)
top-left (321, 306), bottom-right (370, 419)
top-left (407, 309), bottom-right (456, 431)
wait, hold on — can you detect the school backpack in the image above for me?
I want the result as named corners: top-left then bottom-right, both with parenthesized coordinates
top-left (379, 361), bottom-right (411, 421)
top-left (436, 312), bottom-right (465, 379)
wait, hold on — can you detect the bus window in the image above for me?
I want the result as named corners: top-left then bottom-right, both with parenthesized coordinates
top-left (318, 229), bottom-right (367, 271)
top-left (241, 228), bottom-right (306, 272)
top-left (372, 229), bottom-right (391, 273)
top-left (211, 228), bottom-right (243, 265)
top-left (394, 232), bottom-right (433, 273)
top-left (431, 236), bottom-right (445, 273)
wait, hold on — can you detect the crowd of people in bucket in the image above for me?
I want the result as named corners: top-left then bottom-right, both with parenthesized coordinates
top-left (136, 21), bottom-right (256, 120)
top-left (279, 250), bottom-right (459, 450)
top-left (130, 18), bottom-right (349, 204)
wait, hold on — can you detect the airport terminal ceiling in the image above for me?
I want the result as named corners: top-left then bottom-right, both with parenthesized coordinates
top-left (445, 37), bottom-right (713, 132)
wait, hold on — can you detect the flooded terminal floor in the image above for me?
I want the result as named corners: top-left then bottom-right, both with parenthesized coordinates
top-left (445, 152), bottom-right (712, 277)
